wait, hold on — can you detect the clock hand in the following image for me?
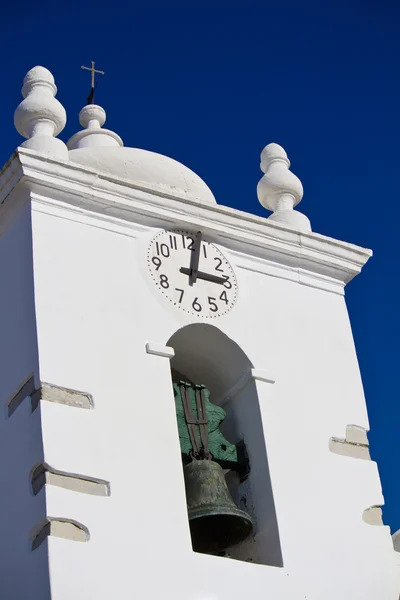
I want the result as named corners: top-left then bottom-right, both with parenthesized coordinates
top-left (180, 267), bottom-right (226, 285)
top-left (189, 231), bottom-right (202, 285)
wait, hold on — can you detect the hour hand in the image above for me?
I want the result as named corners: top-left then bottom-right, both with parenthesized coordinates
top-left (180, 267), bottom-right (225, 285)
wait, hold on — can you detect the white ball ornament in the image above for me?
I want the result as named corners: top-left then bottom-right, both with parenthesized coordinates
top-left (79, 104), bottom-right (106, 129)
top-left (257, 142), bottom-right (311, 232)
top-left (14, 66), bottom-right (68, 159)
top-left (67, 104), bottom-right (123, 149)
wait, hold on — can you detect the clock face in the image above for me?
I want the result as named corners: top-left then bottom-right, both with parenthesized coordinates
top-left (147, 229), bottom-right (237, 318)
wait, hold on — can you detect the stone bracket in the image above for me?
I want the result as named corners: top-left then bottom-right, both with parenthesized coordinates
top-left (329, 425), bottom-right (370, 461)
top-left (362, 506), bottom-right (384, 526)
top-left (6, 375), bottom-right (93, 417)
top-left (39, 382), bottom-right (93, 409)
top-left (31, 462), bottom-right (110, 497)
top-left (30, 518), bottom-right (89, 550)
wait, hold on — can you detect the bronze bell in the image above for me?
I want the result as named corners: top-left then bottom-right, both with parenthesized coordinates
top-left (184, 459), bottom-right (253, 553)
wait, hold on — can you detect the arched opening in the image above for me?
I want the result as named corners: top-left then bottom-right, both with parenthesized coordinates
top-left (167, 323), bottom-right (283, 567)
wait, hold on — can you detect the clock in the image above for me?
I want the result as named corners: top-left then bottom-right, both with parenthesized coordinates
top-left (147, 229), bottom-right (238, 318)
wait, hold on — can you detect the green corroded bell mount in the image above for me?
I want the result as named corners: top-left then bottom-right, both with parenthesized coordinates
top-left (174, 382), bottom-right (238, 464)
top-left (184, 459), bottom-right (253, 553)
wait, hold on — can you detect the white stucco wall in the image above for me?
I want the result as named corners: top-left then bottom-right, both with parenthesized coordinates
top-left (20, 195), bottom-right (398, 600)
top-left (0, 198), bottom-right (51, 599)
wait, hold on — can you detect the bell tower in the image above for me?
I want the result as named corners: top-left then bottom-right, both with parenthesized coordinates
top-left (0, 66), bottom-right (399, 599)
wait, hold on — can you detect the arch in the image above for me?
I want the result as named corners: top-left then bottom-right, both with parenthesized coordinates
top-left (168, 323), bottom-right (252, 401)
top-left (167, 323), bottom-right (283, 567)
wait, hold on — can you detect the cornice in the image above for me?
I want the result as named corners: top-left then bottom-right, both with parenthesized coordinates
top-left (0, 151), bottom-right (23, 205)
top-left (0, 148), bottom-right (372, 287)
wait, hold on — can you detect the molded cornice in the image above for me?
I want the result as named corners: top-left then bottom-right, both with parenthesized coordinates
top-left (0, 148), bottom-right (372, 287)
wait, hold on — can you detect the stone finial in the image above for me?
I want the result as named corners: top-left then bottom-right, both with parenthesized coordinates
top-left (67, 104), bottom-right (123, 150)
top-left (14, 66), bottom-right (68, 160)
top-left (257, 143), bottom-right (311, 232)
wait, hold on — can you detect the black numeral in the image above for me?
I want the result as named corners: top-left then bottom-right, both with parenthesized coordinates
top-left (175, 288), bottom-right (184, 303)
top-left (220, 290), bottom-right (228, 304)
top-left (160, 274), bottom-right (169, 289)
top-left (169, 235), bottom-right (177, 250)
top-left (222, 275), bottom-right (232, 289)
top-left (208, 297), bottom-right (218, 312)
top-left (181, 235), bottom-right (195, 251)
top-left (156, 242), bottom-right (170, 258)
top-left (214, 257), bottom-right (224, 272)
top-left (203, 244), bottom-right (207, 259)
top-left (192, 297), bottom-right (202, 312)
top-left (152, 256), bottom-right (162, 271)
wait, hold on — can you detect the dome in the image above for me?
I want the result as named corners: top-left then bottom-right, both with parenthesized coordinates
top-left (68, 146), bottom-right (216, 205)
top-left (66, 104), bottom-right (216, 205)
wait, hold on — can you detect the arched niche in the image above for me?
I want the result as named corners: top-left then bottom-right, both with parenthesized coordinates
top-left (167, 323), bottom-right (283, 567)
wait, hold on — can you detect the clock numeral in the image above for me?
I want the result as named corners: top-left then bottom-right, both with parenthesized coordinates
top-left (159, 274), bottom-right (170, 289)
top-left (208, 297), bottom-right (218, 312)
top-left (222, 275), bottom-right (232, 289)
top-left (192, 297), bottom-right (202, 312)
top-left (156, 242), bottom-right (170, 258)
top-left (214, 257), bottom-right (224, 272)
top-left (181, 235), bottom-right (195, 251)
top-left (220, 290), bottom-right (229, 305)
top-left (152, 256), bottom-right (162, 271)
top-left (150, 232), bottom-right (236, 317)
top-left (175, 288), bottom-right (184, 303)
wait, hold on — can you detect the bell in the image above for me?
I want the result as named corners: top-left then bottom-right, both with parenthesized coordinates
top-left (184, 459), bottom-right (253, 553)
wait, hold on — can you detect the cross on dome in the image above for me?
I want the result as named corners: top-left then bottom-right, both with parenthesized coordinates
top-left (81, 61), bottom-right (105, 105)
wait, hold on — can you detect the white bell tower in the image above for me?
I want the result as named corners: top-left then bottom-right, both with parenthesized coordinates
top-left (1, 66), bottom-right (399, 599)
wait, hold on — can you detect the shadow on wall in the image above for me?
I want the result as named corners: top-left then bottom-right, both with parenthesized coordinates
top-left (168, 323), bottom-right (283, 567)
top-left (0, 201), bottom-right (50, 598)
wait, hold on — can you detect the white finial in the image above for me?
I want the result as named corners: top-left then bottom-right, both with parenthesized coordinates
top-left (14, 66), bottom-right (68, 160)
top-left (67, 104), bottom-right (123, 150)
top-left (257, 143), bottom-right (311, 232)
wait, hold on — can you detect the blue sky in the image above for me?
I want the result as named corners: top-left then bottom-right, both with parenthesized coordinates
top-left (1, 0), bottom-right (400, 530)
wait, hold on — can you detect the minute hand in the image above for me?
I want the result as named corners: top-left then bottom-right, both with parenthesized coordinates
top-left (180, 267), bottom-right (226, 285)
top-left (190, 231), bottom-right (202, 285)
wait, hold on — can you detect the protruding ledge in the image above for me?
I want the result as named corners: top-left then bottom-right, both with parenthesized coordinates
top-left (31, 463), bottom-right (110, 497)
top-left (6, 377), bottom-right (93, 416)
top-left (146, 343), bottom-right (175, 359)
top-left (31, 518), bottom-right (89, 550)
top-left (362, 506), bottom-right (384, 526)
top-left (6, 373), bottom-right (39, 417)
top-left (329, 425), bottom-right (370, 461)
top-left (40, 382), bottom-right (93, 409)
top-left (251, 369), bottom-right (276, 384)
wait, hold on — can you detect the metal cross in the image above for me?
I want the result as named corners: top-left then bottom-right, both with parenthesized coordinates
top-left (81, 61), bottom-right (104, 89)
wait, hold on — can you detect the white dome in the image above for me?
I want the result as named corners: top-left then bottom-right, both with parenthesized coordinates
top-left (68, 146), bottom-right (216, 205)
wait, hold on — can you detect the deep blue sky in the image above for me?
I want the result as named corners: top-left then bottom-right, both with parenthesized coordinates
top-left (1, 0), bottom-right (399, 530)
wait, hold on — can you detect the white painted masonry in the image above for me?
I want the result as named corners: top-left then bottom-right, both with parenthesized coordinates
top-left (0, 66), bottom-right (399, 599)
